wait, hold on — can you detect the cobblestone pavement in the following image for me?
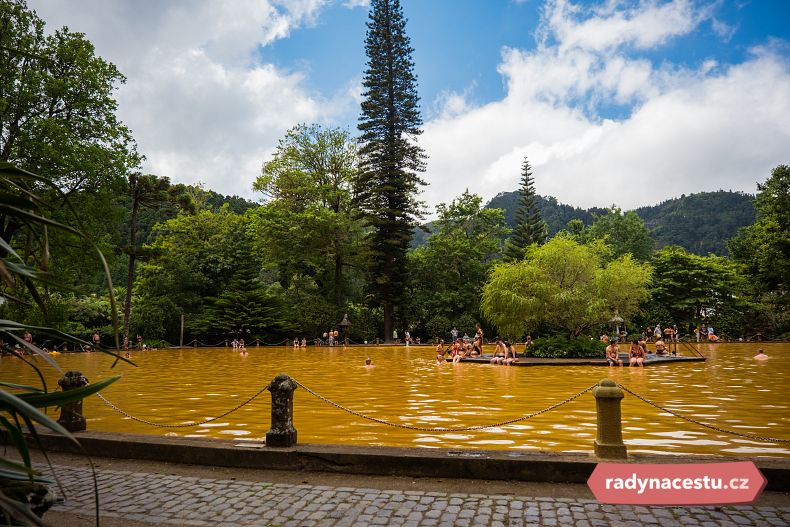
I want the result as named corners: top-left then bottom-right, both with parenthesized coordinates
top-left (43, 464), bottom-right (790, 527)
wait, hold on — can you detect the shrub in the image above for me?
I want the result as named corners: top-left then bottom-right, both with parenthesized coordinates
top-left (525, 336), bottom-right (606, 358)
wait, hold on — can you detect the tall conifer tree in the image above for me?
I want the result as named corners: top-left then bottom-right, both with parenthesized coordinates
top-left (356, 0), bottom-right (426, 341)
top-left (504, 158), bottom-right (547, 260)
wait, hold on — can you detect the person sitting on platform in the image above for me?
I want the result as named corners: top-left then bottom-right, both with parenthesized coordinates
top-left (629, 340), bottom-right (645, 367)
top-left (462, 341), bottom-right (474, 359)
top-left (451, 340), bottom-right (463, 363)
top-left (471, 335), bottom-right (482, 357)
top-left (503, 341), bottom-right (519, 365)
top-left (605, 341), bottom-right (622, 367)
top-left (490, 338), bottom-right (506, 364)
top-left (654, 338), bottom-right (668, 356)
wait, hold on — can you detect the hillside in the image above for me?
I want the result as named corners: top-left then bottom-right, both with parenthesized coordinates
top-left (414, 190), bottom-right (756, 256)
top-left (634, 191), bottom-right (755, 255)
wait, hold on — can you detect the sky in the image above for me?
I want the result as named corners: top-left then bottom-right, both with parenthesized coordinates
top-left (27, 0), bottom-right (790, 213)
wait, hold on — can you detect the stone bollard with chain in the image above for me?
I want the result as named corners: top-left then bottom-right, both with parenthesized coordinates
top-left (593, 379), bottom-right (627, 459)
top-left (57, 371), bottom-right (89, 432)
top-left (266, 373), bottom-right (297, 447)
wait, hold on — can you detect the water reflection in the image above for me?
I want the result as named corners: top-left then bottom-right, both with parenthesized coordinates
top-left (1, 342), bottom-right (788, 457)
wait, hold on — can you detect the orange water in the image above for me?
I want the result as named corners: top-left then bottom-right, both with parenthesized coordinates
top-left (3, 342), bottom-right (788, 457)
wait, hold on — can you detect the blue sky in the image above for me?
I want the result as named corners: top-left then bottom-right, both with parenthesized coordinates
top-left (265, 0), bottom-right (789, 122)
top-left (28, 0), bottom-right (790, 211)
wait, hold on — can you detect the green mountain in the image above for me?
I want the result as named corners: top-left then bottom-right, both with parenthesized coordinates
top-left (414, 190), bottom-right (755, 256)
top-left (635, 191), bottom-right (755, 255)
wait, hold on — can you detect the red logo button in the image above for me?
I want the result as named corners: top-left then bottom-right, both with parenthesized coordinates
top-left (587, 462), bottom-right (766, 505)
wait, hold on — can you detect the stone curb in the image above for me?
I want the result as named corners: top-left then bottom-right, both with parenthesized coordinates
top-left (10, 430), bottom-right (790, 491)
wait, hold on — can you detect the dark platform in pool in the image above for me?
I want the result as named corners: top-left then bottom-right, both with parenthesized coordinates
top-left (449, 353), bottom-right (705, 366)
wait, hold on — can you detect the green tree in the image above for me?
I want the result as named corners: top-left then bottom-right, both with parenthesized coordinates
top-left (252, 124), bottom-right (361, 307)
top-left (132, 207), bottom-right (245, 341)
top-left (189, 246), bottom-right (290, 340)
top-left (481, 235), bottom-right (651, 339)
top-left (355, 0), bottom-right (426, 341)
top-left (584, 207), bottom-right (653, 261)
top-left (503, 158), bottom-right (546, 260)
top-left (649, 245), bottom-right (751, 336)
top-left (122, 173), bottom-right (194, 346)
top-left (407, 191), bottom-right (507, 338)
top-left (1, 0), bottom-right (139, 310)
top-left (729, 165), bottom-right (789, 335)
top-left (0, 1), bottom-right (138, 191)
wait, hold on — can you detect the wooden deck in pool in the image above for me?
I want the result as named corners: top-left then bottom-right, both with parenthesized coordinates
top-left (448, 353), bottom-right (705, 366)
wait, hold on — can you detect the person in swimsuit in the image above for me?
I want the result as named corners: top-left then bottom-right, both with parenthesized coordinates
top-left (754, 349), bottom-right (768, 360)
top-left (474, 323), bottom-right (484, 353)
top-left (606, 342), bottom-right (622, 367)
top-left (293, 338), bottom-right (299, 349)
top-left (637, 337), bottom-right (648, 356)
top-left (490, 338), bottom-right (506, 364)
top-left (300, 337), bottom-right (307, 348)
top-left (436, 339), bottom-right (446, 363)
top-left (451, 340), bottom-right (462, 363)
top-left (654, 338), bottom-right (668, 356)
top-left (629, 340), bottom-right (645, 367)
top-left (503, 341), bottom-right (519, 365)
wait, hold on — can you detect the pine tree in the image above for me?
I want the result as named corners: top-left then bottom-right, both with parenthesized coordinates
top-left (191, 247), bottom-right (290, 340)
top-left (504, 158), bottom-right (547, 260)
top-left (355, 0), bottom-right (426, 341)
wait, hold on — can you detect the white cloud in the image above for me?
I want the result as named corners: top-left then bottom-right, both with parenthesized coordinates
top-left (711, 18), bottom-right (737, 42)
top-left (27, 0), bottom-right (345, 199)
top-left (540, 0), bottom-right (707, 53)
top-left (342, 0), bottom-right (370, 8)
top-left (421, 0), bottom-right (790, 213)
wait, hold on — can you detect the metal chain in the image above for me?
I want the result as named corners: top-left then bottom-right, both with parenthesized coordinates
top-left (95, 383), bottom-right (271, 429)
top-left (618, 384), bottom-right (790, 443)
top-left (293, 380), bottom-right (597, 432)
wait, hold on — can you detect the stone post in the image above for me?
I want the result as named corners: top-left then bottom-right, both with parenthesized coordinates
top-left (266, 373), bottom-right (297, 447)
top-left (593, 379), bottom-right (627, 459)
top-left (57, 371), bottom-right (89, 432)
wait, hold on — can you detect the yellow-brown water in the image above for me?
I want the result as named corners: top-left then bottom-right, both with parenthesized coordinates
top-left (2, 342), bottom-right (788, 457)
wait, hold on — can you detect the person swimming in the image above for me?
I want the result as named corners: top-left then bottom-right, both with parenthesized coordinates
top-left (754, 349), bottom-right (768, 360)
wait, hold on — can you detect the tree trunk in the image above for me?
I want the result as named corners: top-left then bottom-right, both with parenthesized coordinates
top-left (122, 192), bottom-right (139, 348)
top-left (383, 302), bottom-right (393, 343)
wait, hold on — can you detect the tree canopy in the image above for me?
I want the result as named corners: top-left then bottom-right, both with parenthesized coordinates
top-left (729, 165), bottom-right (790, 335)
top-left (481, 235), bottom-right (652, 339)
top-left (407, 191), bottom-right (507, 339)
top-left (0, 0), bottom-right (138, 191)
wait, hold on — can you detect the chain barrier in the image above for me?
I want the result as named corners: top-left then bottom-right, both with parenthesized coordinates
top-left (617, 384), bottom-right (790, 444)
top-left (293, 380), bottom-right (597, 432)
top-left (95, 383), bottom-right (271, 429)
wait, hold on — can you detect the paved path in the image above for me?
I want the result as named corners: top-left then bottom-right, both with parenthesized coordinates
top-left (44, 464), bottom-right (789, 527)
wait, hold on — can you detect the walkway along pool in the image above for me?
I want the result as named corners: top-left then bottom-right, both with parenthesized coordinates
top-left (3, 342), bottom-right (788, 458)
